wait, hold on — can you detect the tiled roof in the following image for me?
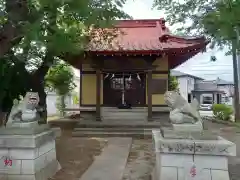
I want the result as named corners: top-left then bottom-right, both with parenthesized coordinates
top-left (87, 19), bottom-right (208, 54)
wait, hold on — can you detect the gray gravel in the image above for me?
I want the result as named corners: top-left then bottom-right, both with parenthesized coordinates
top-left (122, 139), bottom-right (155, 180)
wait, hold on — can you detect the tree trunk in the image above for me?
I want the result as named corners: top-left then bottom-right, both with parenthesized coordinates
top-left (30, 76), bottom-right (48, 124)
top-left (31, 53), bottom-right (53, 123)
top-left (38, 86), bottom-right (48, 124)
top-left (60, 95), bottom-right (66, 117)
top-left (232, 40), bottom-right (240, 121)
top-left (0, 110), bottom-right (7, 127)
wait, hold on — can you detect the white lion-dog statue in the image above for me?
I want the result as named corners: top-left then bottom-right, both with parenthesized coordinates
top-left (7, 92), bottom-right (40, 126)
top-left (164, 91), bottom-right (203, 130)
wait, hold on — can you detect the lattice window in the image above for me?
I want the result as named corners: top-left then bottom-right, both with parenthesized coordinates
top-left (111, 78), bottom-right (123, 89)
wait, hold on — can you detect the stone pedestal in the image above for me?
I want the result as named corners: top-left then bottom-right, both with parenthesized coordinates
top-left (172, 123), bottom-right (203, 132)
top-left (0, 125), bottom-right (61, 180)
top-left (152, 129), bottom-right (236, 180)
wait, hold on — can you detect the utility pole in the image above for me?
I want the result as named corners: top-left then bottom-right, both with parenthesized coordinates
top-left (232, 38), bottom-right (240, 121)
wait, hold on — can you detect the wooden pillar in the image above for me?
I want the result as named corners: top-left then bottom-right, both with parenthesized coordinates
top-left (147, 70), bottom-right (153, 121)
top-left (96, 69), bottom-right (101, 121)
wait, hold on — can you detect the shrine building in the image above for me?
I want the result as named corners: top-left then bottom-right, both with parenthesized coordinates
top-left (68, 18), bottom-right (208, 121)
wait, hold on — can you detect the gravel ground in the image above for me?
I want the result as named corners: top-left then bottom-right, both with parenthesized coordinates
top-left (122, 139), bottom-right (155, 180)
top-left (219, 132), bottom-right (240, 180)
top-left (49, 132), bottom-right (107, 180)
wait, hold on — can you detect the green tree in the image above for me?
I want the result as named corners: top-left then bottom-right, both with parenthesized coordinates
top-left (45, 63), bottom-right (76, 116)
top-left (0, 0), bottom-right (130, 123)
top-left (153, 0), bottom-right (240, 47)
top-left (168, 75), bottom-right (179, 91)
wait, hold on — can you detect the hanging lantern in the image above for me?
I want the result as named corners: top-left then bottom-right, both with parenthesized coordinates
top-left (104, 73), bottom-right (109, 79)
top-left (137, 74), bottom-right (141, 81)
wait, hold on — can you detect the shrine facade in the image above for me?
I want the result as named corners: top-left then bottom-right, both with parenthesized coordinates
top-left (69, 18), bottom-right (208, 121)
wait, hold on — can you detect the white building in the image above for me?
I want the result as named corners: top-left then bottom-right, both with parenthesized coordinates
top-left (171, 70), bottom-right (234, 105)
top-left (171, 70), bottom-right (203, 102)
top-left (214, 78), bottom-right (234, 105)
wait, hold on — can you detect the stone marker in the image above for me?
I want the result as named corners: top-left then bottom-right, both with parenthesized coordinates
top-left (151, 91), bottom-right (236, 180)
top-left (0, 92), bottom-right (61, 180)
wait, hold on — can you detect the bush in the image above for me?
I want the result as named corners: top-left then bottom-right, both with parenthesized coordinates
top-left (212, 104), bottom-right (233, 121)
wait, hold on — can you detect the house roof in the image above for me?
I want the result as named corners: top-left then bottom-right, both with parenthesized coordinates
top-left (87, 19), bottom-right (208, 55)
top-left (171, 70), bottom-right (204, 80)
top-left (215, 78), bottom-right (234, 85)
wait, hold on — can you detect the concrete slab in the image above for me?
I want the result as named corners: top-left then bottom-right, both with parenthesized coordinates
top-left (79, 138), bottom-right (132, 180)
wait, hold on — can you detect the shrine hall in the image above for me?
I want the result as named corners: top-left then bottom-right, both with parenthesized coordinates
top-left (68, 18), bottom-right (208, 121)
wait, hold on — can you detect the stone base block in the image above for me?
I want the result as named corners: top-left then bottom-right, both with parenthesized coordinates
top-left (6, 122), bottom-right (39, 128)
top-left (172, 123), bottom-right (203, 132)
top-left (0, 129), bottom-right (61, 180)
top-left (152, 129), bottom-right (236, 180)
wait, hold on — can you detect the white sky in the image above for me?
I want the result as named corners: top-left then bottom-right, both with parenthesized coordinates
top-left (74, 0), bottom-right (233, 82)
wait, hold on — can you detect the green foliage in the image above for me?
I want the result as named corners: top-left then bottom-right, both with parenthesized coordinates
top-left (45, 63), bottom-right (76, 96)
top-left (72, 92), bottom-right (79, 105)
top-left (0, 0), bottom-right (130, 115)
top-left (46, 63), bottom-right (76, 117)
top-left (212, 104), bottom-right (233, 121)
top-left (168, 76), bottom-right (179, 91)
top-left (55, 95), bottom-right (66, 116)
top-left (153, 0), bottom-right (240, 50)
top-left (20, 0), bottom-right (131, 56)
top-left (0, 55), bottom-right (29, 111)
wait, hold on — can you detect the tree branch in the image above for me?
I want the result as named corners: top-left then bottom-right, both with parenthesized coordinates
top-left (0, 0), bottom-right (29, 57)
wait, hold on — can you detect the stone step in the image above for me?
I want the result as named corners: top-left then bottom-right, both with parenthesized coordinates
top-left (72, 131), bottom-right (151, 138)
top-left (102, 111), bottom-right (147, 114)
top-left (102, 117), bottom-right (147, 121)
top-left (75, 122), bottom-right (164, 128)
top-left (74, 128), bottom-right (154, 132)
top-left (102, 113), bottom-right (147, 116)
top-left (101, 107), bottom-right (147, 112)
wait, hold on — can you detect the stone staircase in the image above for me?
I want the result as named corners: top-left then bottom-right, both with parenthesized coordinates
top-left (72, 127), bottom-right (154, 138)
top-left (72, 107), bottom-right (171, 138)
top-left (101, 107), bottom-right (148, 121)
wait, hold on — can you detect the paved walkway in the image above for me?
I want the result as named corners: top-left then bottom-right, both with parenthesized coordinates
top-left (79, 138), bottom-right (132, 180)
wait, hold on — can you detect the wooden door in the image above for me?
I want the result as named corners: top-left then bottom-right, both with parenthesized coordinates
top-left (103, 73), bottom-right (146, 106)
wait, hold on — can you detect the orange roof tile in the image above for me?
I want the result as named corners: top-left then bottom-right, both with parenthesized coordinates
top-left (87, 18), bottom-right (208, 55)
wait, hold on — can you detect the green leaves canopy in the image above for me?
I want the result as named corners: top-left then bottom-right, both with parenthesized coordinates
top-left (153, 0), bottom-right (240, 49)
top-left (45, 63), bottom-right (76, 96)
top-left (168, 75), bottom-right (179, 91)
top-left (0, 0), bottom-right (130, 113)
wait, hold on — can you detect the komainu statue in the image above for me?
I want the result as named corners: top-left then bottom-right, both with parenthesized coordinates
top-left (7, 92), bottom-right (40, 125)
top-left (164, 91), bottom-right (203, 130)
